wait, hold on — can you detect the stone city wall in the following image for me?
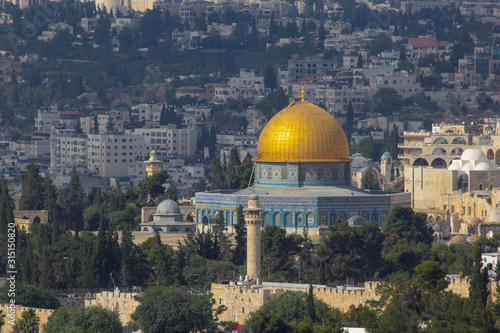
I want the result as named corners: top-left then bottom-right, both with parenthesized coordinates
top-left (0, 304), bottom-right (53, 333)
top-left (211, 281), bottom-right (380, 324)
top-left (84, 289), bottom-right (141, 325)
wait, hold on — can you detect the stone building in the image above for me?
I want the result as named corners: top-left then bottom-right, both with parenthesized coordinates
top-left (140, 199), bottom-right (195, 233)
top-left (195, 98), bottom-right (410, 234)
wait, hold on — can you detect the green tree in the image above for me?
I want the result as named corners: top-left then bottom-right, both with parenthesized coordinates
top-left (373, 88), bottom-right (402, 116)
top-left (388, 124), bottom-right (399, 159)
top-left (469, 246), bottom-right (489, 308)
top-left (414, 260), bottom-right (449, 293)
top-left (120, 227), bottom-right (144, 288)
top-left (19, 164), bottom-right (44, 210)
top-left (233, 153), bottom-right (253, 189)
top-left (243, 309), bottom-right (289, 333)
top-left (264, 65), bottom-right (277, 89)
top-left (361, 169), bottom-right (380, 190)
top-left (16, 309), bottom-right (39, 333)
top-left (256, 88), bottom-right (289, 120)
top-left (164, 181), bottom-right (178, 202)
top-left (357, 53), bottom-right (363, 68)
top-left (44, 306), bottom-right (122, 333)
top-left (0, 284), bottom-right (60, 309)
top-left (306, 284), bottom-right (316, 322)
top-left (261, 225), bottom-right (300, 281)
top-left (62, 167), bottom-right (84, 231)
top-left (211, 157), bottom-right (227, 190)
top-left (132, 286), bottom-right (220, 333)
top-left (138, 170), bottom-right (169, 201)
top-left (343, 101), bottom-right (354, 140)
top-left (382, 206), bottom-right (433, 273)
top-left (232, 205), bottom-right (247, 266)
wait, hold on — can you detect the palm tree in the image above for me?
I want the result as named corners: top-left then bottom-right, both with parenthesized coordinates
top-left (0, 309), bottom-right (6, 331)
top-left (16, 309), bottom-right (39, 333)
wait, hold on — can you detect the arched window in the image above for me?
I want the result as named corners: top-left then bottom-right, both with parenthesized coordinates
top-left (433, 137), bottom-right (449, 145)
top-left (432, 148), bottom-right (447, 155)
top-left (273, 212), bottom-right (280, 226)
top-left (451, 137), bottom-right (467, 145)
top-left (413, 158), bottom-right (429, 166)
top-left (450, 148), bottom-right (463, 155)
top-left (263, 213), bottom-right (269, 226)
top-left (226, 211), bottom-right (231, 225)
top-left (330, 212), bottom-right (336, 225)
top-left (372, 212), bottom-right (378, 223)
top-left (285, 213), bottom-right (292, 226)
top-left (479, 184), bottom-right (483, 190)
top-left (307, 213), bottom-right (314, 226)
top-left (338, 212), bottom-right (346, 221)
top-left (296, 213), bottom-right (303, 227)
top-left (431, 158), bottom-right (447, 168)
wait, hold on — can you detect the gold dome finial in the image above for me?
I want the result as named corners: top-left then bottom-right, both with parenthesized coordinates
top-left (301, 81), bottom-right (305, 101)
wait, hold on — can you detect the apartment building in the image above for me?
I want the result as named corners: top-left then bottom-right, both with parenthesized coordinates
top-left (369, 73), bottom-right (421, 98)
top-left (132, 103), bottom-right (164, 122)
top-left (87, 133), bottom-right (145, 177)
top-left (133, 126), bottom-right (197, 158)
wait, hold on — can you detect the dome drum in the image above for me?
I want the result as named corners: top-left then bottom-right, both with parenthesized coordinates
top-left (254, 162), bottom-right (351, 186)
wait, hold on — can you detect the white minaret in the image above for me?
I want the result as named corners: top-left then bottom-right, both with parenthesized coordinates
top-left (244, 193), bottom-right (264, 282)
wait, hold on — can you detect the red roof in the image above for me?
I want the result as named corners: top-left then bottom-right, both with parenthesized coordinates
top-left (409, 37), bottom-right (446, 48)
top-left (176, 86), bottom-right (206, 91)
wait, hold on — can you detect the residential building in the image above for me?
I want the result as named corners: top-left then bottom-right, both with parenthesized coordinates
top-left (87, 133), bottom-right (145, 177)
top-left (133, 126), bottom-right (198, 158)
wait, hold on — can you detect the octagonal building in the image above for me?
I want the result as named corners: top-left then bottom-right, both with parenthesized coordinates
top-left (195, 100), bottom-right (411, 234)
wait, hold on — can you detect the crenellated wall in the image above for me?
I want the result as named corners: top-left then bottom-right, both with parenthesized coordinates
top-left (84, 289), bottom-right (141, 325)
top-left (211, 282), bottom-right (381, 324)
top-left (0, 304), bottom-right (53, 333)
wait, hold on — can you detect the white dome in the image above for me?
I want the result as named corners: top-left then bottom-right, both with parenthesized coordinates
top-left (462, 163), bottom-right (473, 171)
top-left (156, 199), bottom-right (181, 215)
top-left (448, 161), bottom-right (460, 171)
top-left (475, 162), bottom-right (492, 171)
top-left (461, 149), bottom-right (486, 162)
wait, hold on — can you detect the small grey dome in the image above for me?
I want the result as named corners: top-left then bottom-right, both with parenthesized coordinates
top-left (432, 224), bottom-right (443, 232)
top-left (156, 199), bottom-right (181, 215)
top-left (382, 151), bottom-right (392, 159)
top-left (249, 193), bottom-right (259, 200)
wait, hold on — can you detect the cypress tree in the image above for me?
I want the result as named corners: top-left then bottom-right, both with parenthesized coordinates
top-left (357, 53), bottom-right (363, 68)
top-left (19, 164), bottom-right (44, 210)
top-left (120, 227), bottom-right (142, 288)
top-left (469, 246), bottom-right (489, 308)
top-left (211, 158), bottom-right (225, 190)
top-left (264, 65), bottom-right (277, 90)
top-left (95, 216), bottom-right (108, 287)
top-left (232, 205), bottom-right (246, 266)
top-left (62, 167), bottom-right (84, 231)
top-left (306, 284), bottom-right (317, 322)
top-left (389, 124), bottom-right (400, 159)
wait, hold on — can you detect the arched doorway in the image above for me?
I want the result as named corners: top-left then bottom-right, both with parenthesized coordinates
top-left (458, 174), bottom-right (469, 192)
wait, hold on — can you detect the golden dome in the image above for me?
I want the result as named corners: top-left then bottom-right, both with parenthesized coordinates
top-left (256, 101), bottom-right (349, 163)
